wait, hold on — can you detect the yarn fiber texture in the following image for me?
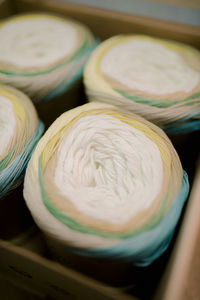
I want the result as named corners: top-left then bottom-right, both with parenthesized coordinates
top-left (0, 13), bottom-right (96, 102)
top-left (84, 35), bottom-right (200, 133)
top-left (0, 84), bottom-right (44, 198)
top-left (23, 102), bottom-right (189, 266)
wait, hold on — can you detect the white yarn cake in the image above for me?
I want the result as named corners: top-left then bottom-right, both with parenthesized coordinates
top-left (0, 84), bottom-right (44, 198)
top-left (84, 35), bottom-right (200, 133)
top-left (23, 102), bottom-right (189, 266)
top-left (0, 13), bottom-right (95, 102)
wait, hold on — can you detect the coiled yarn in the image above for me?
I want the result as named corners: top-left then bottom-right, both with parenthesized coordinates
top-left (0, 84), bottom-right (44, 197)
top-left (84, 35), bottom-right (200, 133)
top-left (24, 102), bottom-right (189, 266)
top-left (0, 13), bottom-right (96, 102)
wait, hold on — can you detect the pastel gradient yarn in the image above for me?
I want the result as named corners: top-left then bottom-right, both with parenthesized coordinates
top-left (23, 102), bottom-right (189, 266)
top-left (0, 13), bottom-right (96, 102)
top-left (0, 84), bottom-right (44, 198)
top-left (84, 35), bottom-right (200, 133)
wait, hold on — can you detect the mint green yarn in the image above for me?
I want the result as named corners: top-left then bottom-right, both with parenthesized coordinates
top-left (0, 37), bottom-right (91, 77)
top-left (39, 156), bottom-right (170, 239)
top-left (115, 89), bottom-right (200, 108)
top-left (41, 39), bottom-right (99, 102)
top-left (0, 121), bottom-right (44, 198)
top-left (0, 144), bottom-right (16, 171)
top-left (61, 171), bottom-right (189, 266)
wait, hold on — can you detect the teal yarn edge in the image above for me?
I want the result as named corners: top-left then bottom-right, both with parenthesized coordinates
top-left (0, 144), bottom-right (16, 171)
top-left (39, 156), bottom-right (175, 240)
top-left (164, 108), bottom-right (200, 133)
top-left (164, 119), bottom-right (200, 134)
top-left (115, 89), bottom-right (200, 108)
top-left (0, 37), bottom-right (92, 77)
top-left (40, 39), bottom-right (99, 102)
top-left (0, 121), bottom-right (44, 198)
top-left (68, 37), bottom-right (95, 63)
top-left (63, 171), bottom-right (189, 266)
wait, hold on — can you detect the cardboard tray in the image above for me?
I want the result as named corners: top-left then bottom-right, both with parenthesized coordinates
top-left (0, 1), bottom-right (200, 299)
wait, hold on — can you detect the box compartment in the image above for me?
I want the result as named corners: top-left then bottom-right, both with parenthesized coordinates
top-left (0, 1), bottom-right (200, 299)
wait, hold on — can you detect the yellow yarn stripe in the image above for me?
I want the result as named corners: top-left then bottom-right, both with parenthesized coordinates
top-left (41, 108), bottom-right (171, 171)
top-left (0, 87), bottom-right (26, 133)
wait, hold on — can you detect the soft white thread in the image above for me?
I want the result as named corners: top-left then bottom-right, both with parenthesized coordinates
top-left (54, 114), bottom-right (163, 224)
top-left (0, 95), bottom-right (16, 157)
top-left (0, 17), bottom-right (77, 69)
top-left (0, 55), bottom-right (86, 101)
top-left (87, 89), bottom-right (200, 126)
top-left (101, 39), bottom-right (200, 95)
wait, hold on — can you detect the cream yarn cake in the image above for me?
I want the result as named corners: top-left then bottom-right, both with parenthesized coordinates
top-left (0, 84), bottom-right (44, 239)
top-left (84, 35), bottom-right (200, 133)
top-left (23, 102), bottom-right (189, 272)
top-left (0, 84), bottom-right (44, 197)
top-left (0, 13), bottom-right (96, 102)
